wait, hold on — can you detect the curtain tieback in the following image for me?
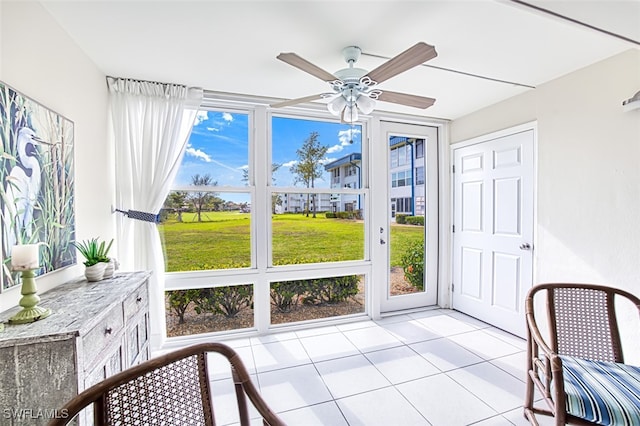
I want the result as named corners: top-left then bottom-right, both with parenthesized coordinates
top-left (115, 208), bottom-right (160, 223)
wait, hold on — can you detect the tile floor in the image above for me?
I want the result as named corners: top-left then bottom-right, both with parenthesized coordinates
top-left (167, 308), bottom-right (552, 426)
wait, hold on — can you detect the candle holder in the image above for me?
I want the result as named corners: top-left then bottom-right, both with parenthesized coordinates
top-left (9, 269), bottom-right (51, 324)
top-left (9, 244), bottom-right (51, 324)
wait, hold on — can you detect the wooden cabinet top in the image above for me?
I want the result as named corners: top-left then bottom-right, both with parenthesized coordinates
top-left (0, 271), bottom-right (151, 346)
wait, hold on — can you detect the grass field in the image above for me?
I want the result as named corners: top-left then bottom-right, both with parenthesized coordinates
top-left (159, 211), bottom-right (423, 272)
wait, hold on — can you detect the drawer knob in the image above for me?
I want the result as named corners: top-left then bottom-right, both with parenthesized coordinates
top-left (105, 327), bottom-right (113, 335)
top-left (136, 297), bottom-right (142, 303)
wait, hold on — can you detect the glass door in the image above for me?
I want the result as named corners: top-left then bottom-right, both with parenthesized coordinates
top-left (377, 121), bottom-right (438, 312)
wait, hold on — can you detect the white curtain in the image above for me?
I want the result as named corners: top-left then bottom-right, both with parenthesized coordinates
top-left (107, 77), bottom-right (202, 349)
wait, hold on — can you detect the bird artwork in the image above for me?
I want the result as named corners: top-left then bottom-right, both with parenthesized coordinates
top-left (3, 127), bottom-right (44, 250)
top-left (0, 82), bottom-right (76, 290)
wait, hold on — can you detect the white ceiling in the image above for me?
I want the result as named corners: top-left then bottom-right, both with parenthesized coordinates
top-left (40, 0), bottom-right (639, 120)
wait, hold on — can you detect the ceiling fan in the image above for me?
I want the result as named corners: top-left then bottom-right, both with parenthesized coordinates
top-left (271, 42), bottom-right (438, 123)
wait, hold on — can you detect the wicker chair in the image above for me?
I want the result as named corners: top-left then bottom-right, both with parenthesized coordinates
top-left (524, 283), bottom-right (640, 426)
top-left (49, 342), bottom-right (285, 426)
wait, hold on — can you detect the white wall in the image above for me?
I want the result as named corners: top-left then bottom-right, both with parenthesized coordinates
top-left (0, 1), bottom-right (113, 312)
top-left (451, 48), bottom-right (640, 359)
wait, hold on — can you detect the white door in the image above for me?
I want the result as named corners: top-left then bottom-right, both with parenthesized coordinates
top-left (376, 121), bottom-right (439, 312)
top-left (452, 127), bottom-right (534, 337)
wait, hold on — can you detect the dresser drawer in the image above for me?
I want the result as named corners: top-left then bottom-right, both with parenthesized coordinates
top-left (123, 283), bottom-right (148, 321)
top-left (82, 305), bottom-right (124, 368)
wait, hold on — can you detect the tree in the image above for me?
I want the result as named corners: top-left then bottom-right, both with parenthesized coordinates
top-left (164, 191), bottom-right (188, 222)
top-left (290, 132), bottom-right (328, 218)
top-left (188, 174), bottom-right (217, 222)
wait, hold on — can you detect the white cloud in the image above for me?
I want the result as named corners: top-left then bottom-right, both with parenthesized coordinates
top-left (206, 127), bottom-right (220, 132)
top-left (327, 128), bottom-right (361, 154)
top-left (327, 144), bottom-right (344, 154)
top-left (338, 128), bottom-right (360, 146)
top-left (282, 160), bottom-right (297, 168)
top-left (320, 157), bottom-right (336, 165)
top-left (222, 112), bottom-right (233, 122)
top-left (185, 146), bottom-right (212, 162)
top-left (194, 111), bottom-right (208, 125)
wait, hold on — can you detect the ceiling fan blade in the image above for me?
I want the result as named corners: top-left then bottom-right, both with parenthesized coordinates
top-left (277, 52), bottom-right (338, 82)
top-left (364, 42), bottom-right (437, 84)
top-left (377, 90), bottom-right (436, 109)
top-left (270, 93), bottom-right (325, 108)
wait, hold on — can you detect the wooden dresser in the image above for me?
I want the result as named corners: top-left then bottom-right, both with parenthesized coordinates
top-left (0, 271), bottom-right (151, 425)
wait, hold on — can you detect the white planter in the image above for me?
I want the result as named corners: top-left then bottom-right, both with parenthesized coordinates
top-left (85, 262), bottom-right (107, 282)
top-left (103, 258), bottom-right (117, 279)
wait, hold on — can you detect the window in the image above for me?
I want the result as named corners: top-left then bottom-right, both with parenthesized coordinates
top-left (415, 140), bottom-right (424, 159)
top-left (415, 166), bottom-right (425, 185)
top-left (390, 144), bottom-right (412, 168)
top-left (161, 107), bottom-right (371, 339)
top-left (392, 170), bottom-right (412, 187)
top-left (160, 110), bottom-right (251, 272)
top-left (271, 116), bottom-right (365, 265)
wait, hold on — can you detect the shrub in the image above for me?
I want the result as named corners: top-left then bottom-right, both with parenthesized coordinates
top-left (405, 216), bottom-right (425, 226)
top-left (400, 240), bottom-right (425, 291)
top-left (395, 214), bottom-right (408, 224)
top-left (194, 285), bottom-right (253, 318)
top-left (325, 212), bottom-right (337, 218)
top-left (302, 275), bottom-right (360, 305)
top-left (167, 289), bottom-right (200, 324)
top-left (271, 280), bottom-right (306, 313)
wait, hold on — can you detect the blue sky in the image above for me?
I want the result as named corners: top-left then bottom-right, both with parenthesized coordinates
top-left (173, 111), bottom-right (362, 202)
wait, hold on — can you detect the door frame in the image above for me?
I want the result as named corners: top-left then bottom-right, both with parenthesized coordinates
top-left (369, 118), bottom-right (450, 316)
top-left (448, 121), bottom-right (538, 332)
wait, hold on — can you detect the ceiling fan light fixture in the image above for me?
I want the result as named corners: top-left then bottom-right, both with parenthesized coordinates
top-left (327, 95), bottom-right (347, 116)
top-left (342, 104), bottom-right (359, 123)
top-left (356, 94), bottom-right (376, 114)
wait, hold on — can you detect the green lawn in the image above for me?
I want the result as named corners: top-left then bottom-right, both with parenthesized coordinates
top-left (159, 211), bottom-right (423, 272)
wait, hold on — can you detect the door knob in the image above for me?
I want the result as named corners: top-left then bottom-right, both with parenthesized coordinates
top-left (519, 243), bottom-right (532, 250)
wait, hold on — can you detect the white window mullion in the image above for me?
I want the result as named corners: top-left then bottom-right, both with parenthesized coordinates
top-left (254, 106), bottom-right (270, 333)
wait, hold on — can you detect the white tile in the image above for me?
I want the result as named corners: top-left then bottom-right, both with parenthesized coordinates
top-left (214, 337), bottom-right (253, 349)
top-left (482, 327), bottom-right (527, 350)
top-left (337, 387), bottom-right (430, 426)
top-left (446, 310), bottom-right (492, 329)
top-left (468, 415), bottom-right (513, 425)
top-left (447, 362), bottom-right (525, 413)
top-left (295, 324), bottom-right (341, 338)
top-left (502, 407), bottom-right (556, 426)
top-left (414, 313), bottom-right (479, 336)
top-left (315, 354), bottom-right (391, 399)
top-left (257, 364), bottom-right (333, 413)
top-left (410, 338), bottom-right (484, 371)
top-left (336, 319), bottom-right (377, 331)
top-left (364, 346), bottom-right (440, 384)
top-left (407, 308), bottom-right (449, 320)
top-left (490, 351), bottom-right (527, 382)
top-left (397, 374), bottom-right (497, 426)
top-left (299, 332), bottom-right (360, 362)
top-left (207, 345), bottom-right (256, 380)
top-left (448, 329), bottom-right (523, 360)
top-left (342, 325), bottom-right (403, 352)
top-left (250, 330), bottom-right (298, 345)
top-left (209, 375), bottom-right (261, 426)
top-left (375, 313), bottom-right (413, 325)
top-left (380, 319), bottom-right (441, 344)
top-left (251, 338), bottom-right (312, 373)
top-left (277, 401), bottom-right (349, 426)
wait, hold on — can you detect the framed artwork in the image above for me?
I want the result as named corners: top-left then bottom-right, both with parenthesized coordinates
top-left (0, 81), bottom-right (76, 291)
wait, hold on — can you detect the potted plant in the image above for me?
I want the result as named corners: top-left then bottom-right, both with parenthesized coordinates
top-left (72, 238), bottom-right (114, 281)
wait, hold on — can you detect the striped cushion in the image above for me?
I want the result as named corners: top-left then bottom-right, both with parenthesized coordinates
top-left (561, 355), bottom-right (640, 426)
